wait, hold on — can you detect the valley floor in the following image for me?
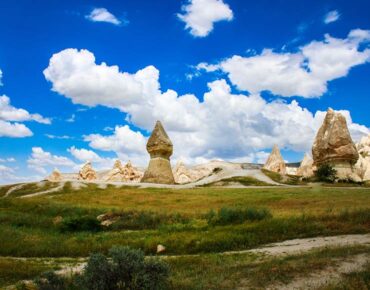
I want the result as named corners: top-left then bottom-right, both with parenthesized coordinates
top-left (0, 182), bottom-right (369, 289)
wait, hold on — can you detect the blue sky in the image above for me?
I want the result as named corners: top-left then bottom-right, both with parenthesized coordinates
top-left (0, 0), bottom-right (369, 183)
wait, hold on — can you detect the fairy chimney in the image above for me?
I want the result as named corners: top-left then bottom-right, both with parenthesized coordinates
top-left (141, 121), bottom-right (175, 184)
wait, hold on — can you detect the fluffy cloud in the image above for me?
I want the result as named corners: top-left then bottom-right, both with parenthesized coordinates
top-left (324, 10), bottom-right (340, 24)
top-left (84, 125), bottom-right (148, 165)
top-left (44, 45), bottom-right (369, 165)
top-left (0, 120), bottom-right (32, 137)
top-left (0, 95), bottom-right (51, 124)
top-left (86, 8), bottom-right (122, 26)
top-left (178, 0), bottom-right (233, 37)
top-left (0, 95), bottom-right (51, 138)
top-left (27, 147), bottom-right (76, 175)
top-left (197, 29), bottom-right (370, 98)
top-left (68, 146), bottom-right (116, 170)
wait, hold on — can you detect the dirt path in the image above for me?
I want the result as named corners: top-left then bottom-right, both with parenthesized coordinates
top-left (19, 183), bottom-right (65, 199)
top-left (267, 253), bottom-right (369, 290)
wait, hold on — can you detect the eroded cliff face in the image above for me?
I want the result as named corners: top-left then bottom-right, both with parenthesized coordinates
top-left (297, 154), bottom-right (314, 178)
top-left (263, 144), bottom-right (286, 174)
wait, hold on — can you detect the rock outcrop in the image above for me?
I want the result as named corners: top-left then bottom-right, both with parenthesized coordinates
top-left (122, 161), bottom-right (143, 182)
top-left (312, 108), bottom-right (359, 180)
top-left (104, 160), bottom-right (143, 182)
top-left (263, 145), bottom-right (286, 174)
top-left (47, 168), bottom-right (62, 182)
top-left (78, 162), bottom-right (97, 181)
top-left (173, 161), bottom-right (194, 184)
top-left (296, 154), bottom-right (314, 177)
top-left (141, 121), bottom-right (175, 184)
top-left (355, 134), bottom-right (370, 181)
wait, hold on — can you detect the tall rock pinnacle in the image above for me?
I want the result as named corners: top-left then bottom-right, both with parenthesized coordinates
top-left (141, 121), bottom-right (175, 184)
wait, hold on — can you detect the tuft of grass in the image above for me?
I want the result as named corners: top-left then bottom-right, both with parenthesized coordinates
top-left (206, 207), bottom-right (272, 225)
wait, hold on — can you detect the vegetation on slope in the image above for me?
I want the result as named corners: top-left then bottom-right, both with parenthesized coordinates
top-left (201, 176), bottom-right (274, 187)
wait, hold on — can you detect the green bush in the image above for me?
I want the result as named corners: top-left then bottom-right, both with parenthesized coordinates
top-left (207, 207), bottom-right (272, 226)
top-left (59, 216), bottom-right (102, 232)
top-left (34, 246), bottom-right (170, 290)
top-left (315, 164), bottom-right (337, 183)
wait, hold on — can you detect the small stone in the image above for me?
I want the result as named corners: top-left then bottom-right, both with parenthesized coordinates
top-left (157, 244), bottom-right (166, 254)
top-left (53, 216), bottom-right (63, 225)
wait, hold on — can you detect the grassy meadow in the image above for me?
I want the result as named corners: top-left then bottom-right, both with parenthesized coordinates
top-left (0, 182), bottom-right (370, 288)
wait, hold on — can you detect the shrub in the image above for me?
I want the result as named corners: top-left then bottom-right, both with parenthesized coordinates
top-left (315, 164), bottom-right (337, 183)
top-left (207, 207), bottom-right (272, 226)
top-left (34, 246), bottom-right (170, 290)
top-left (59, 216), bottom-right (102, 232)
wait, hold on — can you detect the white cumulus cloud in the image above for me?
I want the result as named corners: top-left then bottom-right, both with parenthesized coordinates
top-left (44, 45), bottom-right (369, 165)
top-left (178, 0), bottom-right (233, 37)
top-left (203, 29), bottom-right (370, 98)
top-left (27, 147), bottom-right (76, 175)
top-left (324, 10), bottom-right (340, 24)
top-left (86, 8), bottom-right (122, 25)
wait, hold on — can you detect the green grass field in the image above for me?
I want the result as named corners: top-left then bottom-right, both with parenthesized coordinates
top-left (0, 182), bottom-right (369, 288)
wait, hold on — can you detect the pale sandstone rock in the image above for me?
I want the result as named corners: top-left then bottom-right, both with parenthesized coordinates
top-left (141, 121), bottom-right (175, 184)
top-left (297, 154), bottom-right (314, 177)
top-left (78, 162), bottom-right (97, 181)
top-left (286, 167), bottom-right (298, 175)
top-left (47, 168), bottom-right (62, 182)
top-left (157, 244), bottom-right (166, 254)
top-left (173, 161), bottom-right (193, 184)
top-left (122, 161), bottom-right (143, 182)
top-left (312, 108), bottom-right (359, 180)
top-left (263, 145), bottom-right (286, 174)
top-left (355, 134), bottom-right (370, 181)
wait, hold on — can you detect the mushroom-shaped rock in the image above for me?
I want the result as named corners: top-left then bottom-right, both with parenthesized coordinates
top-left (47, 168), bottom-right (62, 182)
top-left (141, 121), bottom-right (175, 184)
top-left (263, 145), bottom-right (286, 174)
top-left (78, 162), bottom-right (97, 181)
top-left (296, 154), bottom-right (314, 177)
top-left (312, 109), bottom-right (359, 179)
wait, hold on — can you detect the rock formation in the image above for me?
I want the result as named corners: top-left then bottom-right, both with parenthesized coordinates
top-left (104, 160), bottom-right (125, 182)
top-left (263, 145), bottom-right (286, 174)
top-left (173, 161), bottom-right (193, 184)
top-left (104, 160), bottom-right (143, 182)
top-left (141, 121), bottom-right (175, 184)
top-left (296, 154), bottom-right (314, 177)
top-left (312, 108), bottom-right (359, 180)
top-left (355, 134), bottom-right (370, 181)
top-left (122, 161), bottom-right (143, 182)
top-left (47, 168), bottom-right (62, 182)
top-left (78, 162), bottom-right (97, 181)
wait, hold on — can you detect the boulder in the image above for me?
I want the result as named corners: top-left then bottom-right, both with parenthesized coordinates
top-left (47, 168), bottom-right (62, 182)
top-left (263, 145), bottom-right (286, 174)
top-left (297, 154), bottom-right (314, 177)
top-left (157, 244), bottom-right (166, 254)
top-left (141, 121), bottom-right (175, 184)
top-left (78, 162), bottom-right (97, 181)
top-left (312, 108), bottom-right (359, 180)
top-left (355, 134), bottom-right (370, 181)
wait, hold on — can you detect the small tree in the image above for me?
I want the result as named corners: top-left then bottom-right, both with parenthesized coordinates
top-left (315, 164), bottom-right (337, 183)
